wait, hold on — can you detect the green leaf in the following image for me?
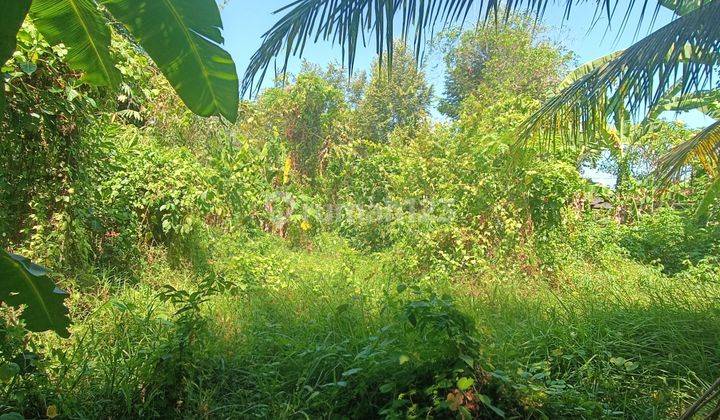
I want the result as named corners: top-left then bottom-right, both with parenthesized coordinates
top-left (103, 0), bottom-right (239, 122)
top-left (0, 0), bottom-right (31, 112)
top-left (379, 383), bottom-right (394, 393)
top-left (610, 356), bottom-right (626, 366)
top-left (0, 0), bottom-right (30, 66)
top-left (459, 353), bottom-right (475, 368)
top-left (0, 251), bottom-right (71, 338)
top-left (341, 368), bottom-right (362, 377)
top-left (0, 362), bottom-right (20, 381)
top-left (624, 361), bottom-right (639, 372)
top-left (457, 377), bottom-right (474, 391)
top-left (19, 61), bottom-right (37, 75)
top-left (30, 0), bottom-right (120, 86)
top-left (659, 0), bottom-right (712, 15)
top-left (0, 413), bottom-right (24, 420)
top-left (478, 394), bottom-right (506, 418)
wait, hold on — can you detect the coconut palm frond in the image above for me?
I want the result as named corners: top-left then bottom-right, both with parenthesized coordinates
top-left (656, 119), bottom-right (720, 182)
top-left (521, 1), bottom-right (720, 149)
top-left (242, 0), bottom-right (697, 96)
top-left (659, 0), bottom-right (714, 15)
top-left (242, 0), bottom-right (483, 95)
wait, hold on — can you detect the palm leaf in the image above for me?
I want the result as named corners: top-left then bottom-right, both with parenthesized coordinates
top-left (30, 0), bottom-right (120, 86)
top-left (0, 251), bottom-right (71, 338)
top-left (242, 0), bottom-right (708, 95)
top-left (555, 50), bottom-right (631, 145)
top-left (103, 0), bottom-right (239, 122)
top-left (656, 119), bottom-right (720, 182)
top-left (0, 0), bottom-right (31, 111)
top-left (521, 1), bottom-right (720, 148)
top-left (659, 0), bottom-right (713, 14)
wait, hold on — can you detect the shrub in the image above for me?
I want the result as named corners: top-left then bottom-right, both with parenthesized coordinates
top-left (525, 160), bottom-right (585, 233)
top-left (620, 208), bottom-right (720, 274)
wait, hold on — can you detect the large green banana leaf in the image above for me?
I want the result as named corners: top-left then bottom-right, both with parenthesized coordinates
top-left (0, 0), bottom-right (31, 111)
top-left (557, 50), bottom-right (625, 92)
top-left (30, 0), bottom-right (120, 86)
top-left (103, 0), bottom-right (239, 122)
top-left (652, 89), bottom-right (720, 120)
top-left (0, 1), bottom-right (29, 63)
top-left (0, 251), bottom-right (71, 338)
top-left (5, 0), bottom-right (238, 121)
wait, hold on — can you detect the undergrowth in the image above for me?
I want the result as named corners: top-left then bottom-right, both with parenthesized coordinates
top-left (2, 227), bottom-right (718, 419)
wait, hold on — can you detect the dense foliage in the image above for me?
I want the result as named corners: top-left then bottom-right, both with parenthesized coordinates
top-left (2, 8), bottom-right (720, 420)
top-left (437, 16), bottom-right (572, 118)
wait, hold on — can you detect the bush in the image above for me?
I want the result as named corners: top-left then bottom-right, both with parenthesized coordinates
top-left (620, 208), bottom-right (720, 274)
top-left (525, 160), bottom-right (585, 233)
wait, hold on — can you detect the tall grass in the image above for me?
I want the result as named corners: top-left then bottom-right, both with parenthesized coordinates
top-left (7, 229), bottom-right (716, 418)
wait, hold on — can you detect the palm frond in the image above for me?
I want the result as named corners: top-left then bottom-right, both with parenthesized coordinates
top-left (242, 0), bottom-right (697, 96)
top-left (656, 119), bottom-right (720, 182)
top-left (521, 1), bottom-right (720, 148)
top-left (659, 0), bottom-right (713, 15)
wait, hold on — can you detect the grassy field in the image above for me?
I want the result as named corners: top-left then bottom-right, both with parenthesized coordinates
top-left (13, 226), bottom-right (717, 419)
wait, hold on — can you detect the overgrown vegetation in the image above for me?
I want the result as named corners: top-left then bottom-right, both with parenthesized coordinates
top-left (2, 1), bottom-right (720, 419)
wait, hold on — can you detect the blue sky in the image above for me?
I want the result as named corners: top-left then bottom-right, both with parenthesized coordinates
top-left (221, 1), bottom-right (671, 85)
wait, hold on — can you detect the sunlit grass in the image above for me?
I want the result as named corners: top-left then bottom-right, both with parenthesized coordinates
top-left (23, 228), bottom-right (718, 418)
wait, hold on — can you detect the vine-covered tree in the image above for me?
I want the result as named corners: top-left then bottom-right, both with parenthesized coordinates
top-left (438, 16), bottom-right (572, 118)
top-left (355, 43), bottom-right (433, 142)
top-left (1, 0), bottom-right (239, 337)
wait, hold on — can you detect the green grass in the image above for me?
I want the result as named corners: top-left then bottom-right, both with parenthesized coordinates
top-left (5, 230), bottom-right (720, 418)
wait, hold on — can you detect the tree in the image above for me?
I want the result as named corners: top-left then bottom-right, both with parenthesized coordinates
top-left (438, 16), bottom-right (572, 118)
top-left (254, 71), bottom-right (348, 182)
top-left (244, 0), bottom-right (718, 178)
top-left (299, 61), bottom-right (368, 109)
top-left (355, 43), bottom-right (433, 142)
